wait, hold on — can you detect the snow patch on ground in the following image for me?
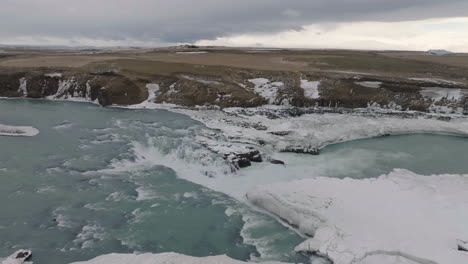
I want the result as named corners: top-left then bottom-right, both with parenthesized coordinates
top-left (44, 73), bottom-right (63, 78)
top-left (0, 124), bottom-right (39, 137)
top-left (247, 169), bottom-right (468, 264)
top-left (175, 51), bottom-right (208, 54)
top-left (18, 78), bottom-right (27, 97)
top-left (300, 80), bottom-right (320, 99)
top-left (249, 78), bottom-right (284, 104)
top-left (355, 81), bottom-right (382, 88)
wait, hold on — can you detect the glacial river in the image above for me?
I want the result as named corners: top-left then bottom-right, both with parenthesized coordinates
top-left (1, 98), bottom-right (468, 264)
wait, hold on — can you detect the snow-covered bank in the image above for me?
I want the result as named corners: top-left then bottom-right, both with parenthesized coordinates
top-left (179, 106), bottom-right (468, 151)
top-left (69, 252), bottom-right (286, 264)
top-left (247, 169), bottom-right (468, 264)
top-left (0, 124), bottom-right (39, 136)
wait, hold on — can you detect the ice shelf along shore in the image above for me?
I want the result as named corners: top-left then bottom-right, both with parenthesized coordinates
top-left (0, 124), bottom-right (39, 137)
top-left (247, 169), bottom-right (468, 264)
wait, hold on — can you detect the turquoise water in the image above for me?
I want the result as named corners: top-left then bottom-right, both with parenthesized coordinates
top-left (2, 98), bottom-right (468, 264)
top-left (321, 134), bottom-right (468, 178)
top-left (0, 99), bottom-right (307, 264)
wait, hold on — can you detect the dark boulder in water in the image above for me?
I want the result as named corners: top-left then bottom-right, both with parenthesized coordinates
top-left (270, 159), bottom-right (285, 165)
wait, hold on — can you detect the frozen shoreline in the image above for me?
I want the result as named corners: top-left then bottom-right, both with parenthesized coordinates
top-left (247, 169), bottom-right (468, 264)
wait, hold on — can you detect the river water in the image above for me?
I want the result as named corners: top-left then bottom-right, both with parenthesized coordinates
top-left (1, 98), bottom-right (468, 264)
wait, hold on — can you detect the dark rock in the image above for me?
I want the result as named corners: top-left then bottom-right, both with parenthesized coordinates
top-left (281, 145), bottom-right (320, 155)
top-left (251, 123), bottom-right (267, 130)
top-left (250, 153), bottom-right (263, 162)
top-left (227, 147), bottom-right (262, 169)
top-left (270, 159), bottom-right (285, 165)
top-left (436, 116), bottom-right (452, 121)
top-left (236, 157), bottom-right (252, 168)
top-left (16, 251), bottom-right (31, 259)
top-left (269, 131), bottom-right (291, 136)
top-left (0, 73), bottom-right (23, 97)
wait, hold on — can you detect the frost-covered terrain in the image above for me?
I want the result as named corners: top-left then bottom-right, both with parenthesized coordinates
top-left (247, 169), bottom-right (468, 264)
top-left (0, 124), bottom-right (39, 136)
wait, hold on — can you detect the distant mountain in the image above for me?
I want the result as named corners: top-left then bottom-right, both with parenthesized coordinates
top-left (426, 49), bottom-right (453, 55)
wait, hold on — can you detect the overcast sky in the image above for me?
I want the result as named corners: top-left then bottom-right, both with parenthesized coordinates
top-left (2, 0), bottom-right (468, 51)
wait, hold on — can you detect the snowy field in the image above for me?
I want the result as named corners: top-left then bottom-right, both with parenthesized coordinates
top-left (247, 169), bottom-right (468, 264)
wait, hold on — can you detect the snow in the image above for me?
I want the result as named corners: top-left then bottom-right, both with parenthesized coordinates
top-left (181, 107), bottom-right (468, 152)
top-left (420, 87), bottom-right (468, 101)
top-left (175, 51), bottom-right (208, 54)
top-left (46, 79), bottom-right (76, 100)
top-left (181, 75), bottom-right (221, 85)
top-left (355, 81), bottom-right (382, 88)
top-left (249, 78), bottom-right (284, 104)
top-left (145, 83), bottom-right (159, 101)
top-left (329, 70), bottom-right (374, 76)
top-left (409, 78), bottom-right (462, 85)
top-left (44, 73), bottom-right (63, 78)
top-left (0, 124), bottom-right (39, 137)
top-left (247, 169), bottom-right (468, 264)
top-left (18, 78), bottom-right (27, 97)
top-left (69, 252), bottom-right (287, 264)
top-left (300, 80), bottom-right (320, 99)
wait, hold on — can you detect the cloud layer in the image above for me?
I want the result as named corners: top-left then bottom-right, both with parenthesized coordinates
top-left (1, 0), bottom-right (468, 49)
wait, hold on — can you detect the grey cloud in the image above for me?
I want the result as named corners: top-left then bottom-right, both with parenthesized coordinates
top-left (1, 0), bottom-right (467, 45)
